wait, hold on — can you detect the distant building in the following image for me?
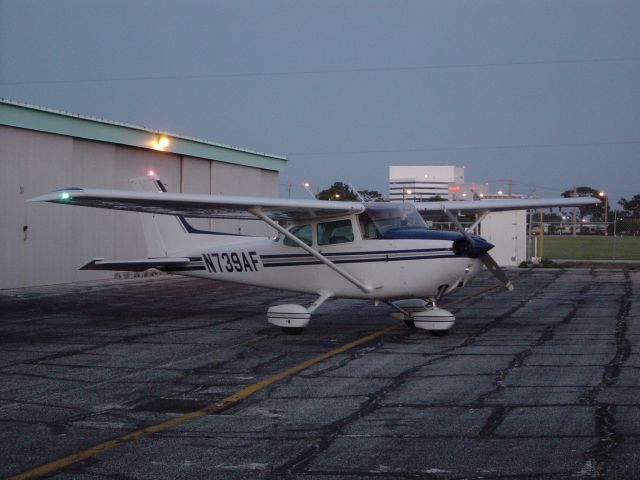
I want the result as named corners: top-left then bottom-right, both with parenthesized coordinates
top-left (389, 165), bottom-right (464, 202)
top-left (447, 182), bottom-right (489, 201)
top-left (481, 192), bottom-right (529, 200)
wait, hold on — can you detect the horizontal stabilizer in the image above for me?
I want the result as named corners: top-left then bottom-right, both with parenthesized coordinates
top-left (80, 257), bottom-right (191, 272)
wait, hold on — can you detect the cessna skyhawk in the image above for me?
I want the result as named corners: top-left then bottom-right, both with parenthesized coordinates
top-left (29, 174), bottom-right (598, 335)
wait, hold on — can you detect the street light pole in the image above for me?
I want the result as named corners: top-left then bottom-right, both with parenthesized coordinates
top-left (604, 196), bottom-right (608, 236)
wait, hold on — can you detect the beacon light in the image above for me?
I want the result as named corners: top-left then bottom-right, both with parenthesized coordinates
top-left (60, 192), bottom-right (71, 201)
top-left (148, 170), bottom-right (156, 177)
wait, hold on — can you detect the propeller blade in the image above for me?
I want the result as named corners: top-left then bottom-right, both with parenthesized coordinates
top-left (479, 253), bottom-right (514, 291)
top-left (441, 207), bottom-right (475, 245)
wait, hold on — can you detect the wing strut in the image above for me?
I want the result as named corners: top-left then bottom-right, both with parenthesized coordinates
top-left (248, 207), bottom-right (373, 294)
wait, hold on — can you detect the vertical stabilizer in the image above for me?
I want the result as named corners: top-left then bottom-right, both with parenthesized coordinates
top-left (130, 175), bottom-right (186, 257)
top-left (130, 175), bottom-right (252, 257)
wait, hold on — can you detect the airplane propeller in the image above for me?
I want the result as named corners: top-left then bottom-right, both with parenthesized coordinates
top-left (443, 208), bottom-right (514, 291)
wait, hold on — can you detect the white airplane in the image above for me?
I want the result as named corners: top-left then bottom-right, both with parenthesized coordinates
top-left (29, 174), bottom-right (599, 335)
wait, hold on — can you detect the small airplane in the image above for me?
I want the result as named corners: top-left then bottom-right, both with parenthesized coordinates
top-left (29, 173), bottom-right (599, 335)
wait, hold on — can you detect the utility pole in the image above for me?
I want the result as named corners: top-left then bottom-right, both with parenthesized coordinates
top-left (572, 187), bottom-right (577, 236)
top-left (539, 210), bottom-right (544, 258)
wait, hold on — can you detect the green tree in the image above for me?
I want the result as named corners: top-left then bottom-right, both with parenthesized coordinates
top-left (618, 194), bottom-right (640, 218)
top-left (561, 186), bottom-right (607, 220)
top-left (317, 182), bottom-right (359, 201)
top-left (357, 189), bottom-right (384, 202)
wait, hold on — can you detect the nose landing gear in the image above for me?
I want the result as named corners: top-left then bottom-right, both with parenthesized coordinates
top-left (389, 298), bottom-right (455, 336)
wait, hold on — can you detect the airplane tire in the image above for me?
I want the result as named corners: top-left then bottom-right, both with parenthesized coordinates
top-left (429, 329), bottom-right (449, 337)
top-left (404, 320), bottom-right (416, 328)
top-left (282, 327), bottom-right (304, 335)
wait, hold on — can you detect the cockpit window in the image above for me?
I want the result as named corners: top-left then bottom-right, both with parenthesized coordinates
top-left (317, 219), bottom-right (354, 245)
top-left (283, 224), bottom-right (312, 246)
top-left (359, 203), bottom-right (427, 239)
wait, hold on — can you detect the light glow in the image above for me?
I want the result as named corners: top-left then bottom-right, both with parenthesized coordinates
top-left (60, 192), bottom-right (71, 201)
top-left (148, 170), bottom-right (156, 177)
top-left (152, 136), bottom-right (170, 151)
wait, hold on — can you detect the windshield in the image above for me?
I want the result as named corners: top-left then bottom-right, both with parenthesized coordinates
top-left (359, 203), bottom-right (427, 239)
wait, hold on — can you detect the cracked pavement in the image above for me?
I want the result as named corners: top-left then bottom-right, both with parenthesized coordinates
top-left (0, 269), bottom-right (638, 479)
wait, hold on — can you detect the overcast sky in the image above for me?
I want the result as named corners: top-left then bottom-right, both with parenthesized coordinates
top-left (1, 0), bottom-right (639, 203)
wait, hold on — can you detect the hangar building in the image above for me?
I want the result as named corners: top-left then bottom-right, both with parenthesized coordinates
top-left (0, 99), bottom-right (287, 289)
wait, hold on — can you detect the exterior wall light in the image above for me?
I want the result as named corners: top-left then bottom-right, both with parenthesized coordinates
top-left (153, 136), bottom-right (170, 151)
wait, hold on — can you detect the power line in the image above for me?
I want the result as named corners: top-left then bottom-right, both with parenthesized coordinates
top-left (2, 56), bottom-right (640, 86)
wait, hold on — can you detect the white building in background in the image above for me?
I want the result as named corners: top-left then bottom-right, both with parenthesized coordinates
top-left (389, 165), bottom-right (464, 202)
top-left (0, 99), bottom-right (287, 289)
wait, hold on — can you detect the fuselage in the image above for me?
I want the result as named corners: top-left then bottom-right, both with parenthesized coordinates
top-left (161, 203), bottom-right (489, 301)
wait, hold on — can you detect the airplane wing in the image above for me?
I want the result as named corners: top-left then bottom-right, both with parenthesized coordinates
top-left (415, 196), bottom-right (600, 214)
top-left (28, 187), bottom-right (365, 221)
top-left (28, 184), bottom-right (599, 221)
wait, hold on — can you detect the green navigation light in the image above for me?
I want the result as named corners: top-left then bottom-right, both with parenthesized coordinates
top-left (60, 192), bottom-right (71, 201)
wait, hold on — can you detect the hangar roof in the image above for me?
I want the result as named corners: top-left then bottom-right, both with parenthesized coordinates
top-left (0, 98), bottom-right (287, 172)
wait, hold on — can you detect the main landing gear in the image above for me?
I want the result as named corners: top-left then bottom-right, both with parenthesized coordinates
top-left (267, 292), bottom-right (333, 335)
top-left (267, 293), bottom-right (455, 336)
top-left (389, 298), bottom-right (455, 336)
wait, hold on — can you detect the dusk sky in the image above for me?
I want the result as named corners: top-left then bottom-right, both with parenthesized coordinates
top-left (1, 0), bottom-right (639, 204)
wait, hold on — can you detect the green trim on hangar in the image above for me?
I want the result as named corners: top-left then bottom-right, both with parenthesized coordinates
top-left (0, 98), bottom-right (287, 172)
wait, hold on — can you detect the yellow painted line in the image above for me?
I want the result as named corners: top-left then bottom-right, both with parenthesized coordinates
top-left (10, 324), bottom-right (399, 479)
top-left (11, 279), bottom-right (511, 479)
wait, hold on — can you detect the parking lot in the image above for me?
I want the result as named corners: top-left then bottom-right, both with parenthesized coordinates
top-left (1, 268), bottom-right (638, 479)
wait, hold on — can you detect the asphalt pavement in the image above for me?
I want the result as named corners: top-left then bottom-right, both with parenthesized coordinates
top-left (0, 268), bottom-right (638, 479)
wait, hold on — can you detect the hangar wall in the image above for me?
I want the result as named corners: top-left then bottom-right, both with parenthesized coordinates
top-left (0, 102), bottom-right (286, 289)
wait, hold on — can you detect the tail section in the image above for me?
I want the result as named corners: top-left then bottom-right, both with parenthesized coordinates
top-left (130, 175), bottom-right (243, 257)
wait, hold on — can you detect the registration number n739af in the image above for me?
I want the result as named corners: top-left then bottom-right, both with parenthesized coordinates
top-left (202, 251), bottom-right (260, 273)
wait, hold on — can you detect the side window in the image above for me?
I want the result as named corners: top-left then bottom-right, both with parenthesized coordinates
top-left (283, 224), bottom-right (312, 247)
top-left (358, 213), bottom-right (379, 239)
top-left (317, 219), bottom-right (354, 245)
